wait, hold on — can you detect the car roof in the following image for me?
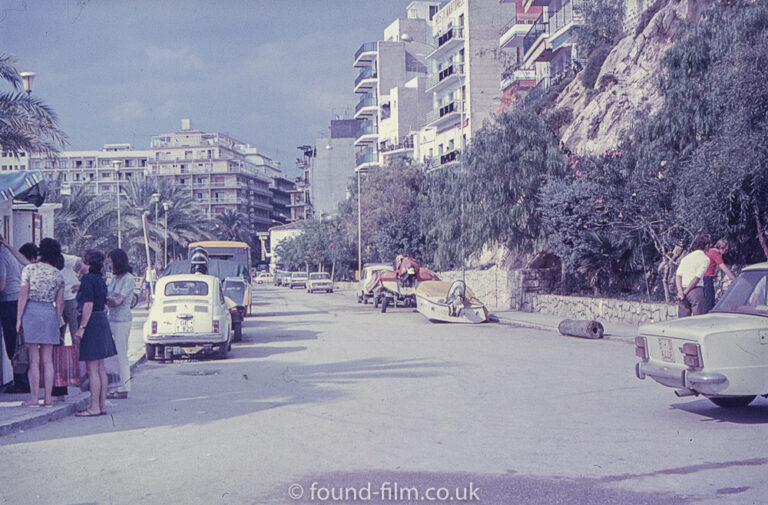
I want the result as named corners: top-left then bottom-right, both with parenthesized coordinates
top-left (159, 273), bottom-right (218, 284)
top-left (742, 262), bottom-right (768, 272)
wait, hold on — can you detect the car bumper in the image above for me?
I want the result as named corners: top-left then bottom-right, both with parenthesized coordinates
top-left (636, 361), bottom-right (728, 395)
top-left (309, 284), bottom-right (333, 290)
top-left (145, 333), bottom-right (228, 346)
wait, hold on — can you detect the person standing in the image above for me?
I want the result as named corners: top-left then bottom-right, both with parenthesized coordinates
top-left (74, 249), bottom-right (117, 417)
top-left (106, 249), bottom-right (134, 399)
top-left (0, 235), bottom-right (28, 393)
top-left (703, 238), bottom-right (737, 312)
top-left (16, 238), bottom-right (65, 407)
top-left (675, 234), bottom-right (712, 317)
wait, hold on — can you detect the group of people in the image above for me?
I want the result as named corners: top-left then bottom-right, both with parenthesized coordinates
top-left (675, 234), bottom-right (736, 317)
top-left (0, 237), bottom-right (136, 417)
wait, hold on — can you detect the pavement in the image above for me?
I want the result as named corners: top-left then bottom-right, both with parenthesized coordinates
top-left (0, 301), bottom-right (639, 438)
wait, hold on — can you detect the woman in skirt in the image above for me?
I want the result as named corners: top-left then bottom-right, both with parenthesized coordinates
top-left (74, 249), bottom-right (117, 417)
top-left (16, 238), bottom-right (65, 407)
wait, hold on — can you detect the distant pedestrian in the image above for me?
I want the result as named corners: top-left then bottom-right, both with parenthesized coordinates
top-left (144, 263), bottom-right (157, 309)
top-left (675, 234), bottom-right (712, 317)
top-left (703, 238), bottom-right (737, 312)
top-left (106, 248), bottom-right (134, 399)
top-left (74, 249), bottom-right (117, 417)
top-left (16, 238), bottom-right (65, 407)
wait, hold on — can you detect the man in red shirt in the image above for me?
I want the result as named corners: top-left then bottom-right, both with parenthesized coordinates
top-left (703, 238), bottom-right (736, 312)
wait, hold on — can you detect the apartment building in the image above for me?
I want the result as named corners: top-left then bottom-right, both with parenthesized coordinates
top-left (29, 143), bottom-right (150, 196)
top-left (353, 1), bottom-right (440, 172)
top-left (0, 151), bottom-right (30, 172)
top-left (147, 119), bottom-right (276, 233)
top-left (289, 145), bottom-right (314, 221)
top-left (270, 174), bottom-right (295, 224)
top-left (312, 119), bottom-right (361, 218)
top-left (415, 0), bottom-right (516, 171)
top-left (499, 0), bottom-right (662, 107)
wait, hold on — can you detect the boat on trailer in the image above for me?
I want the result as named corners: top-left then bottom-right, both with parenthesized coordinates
top-left (415, 279), bottom-right (489, 323)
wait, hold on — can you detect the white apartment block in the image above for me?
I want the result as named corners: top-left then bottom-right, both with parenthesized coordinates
top-left (353, 1), bottom-right (440, 172)
top-left (148, 119), bottom-right (277, 232)
top-left (29, 143), bottom-right (150, 196)
top-left (0, 151), bottom-right (30, 172)
top-left (416, 0), bottom-right (515, 171)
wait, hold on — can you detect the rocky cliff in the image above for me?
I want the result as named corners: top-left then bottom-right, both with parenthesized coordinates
top-left (554, 0), bottom-right (712, 154)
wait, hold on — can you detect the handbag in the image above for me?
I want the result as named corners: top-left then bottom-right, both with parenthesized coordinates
top-left (11, 329), bottom-right (29, 374)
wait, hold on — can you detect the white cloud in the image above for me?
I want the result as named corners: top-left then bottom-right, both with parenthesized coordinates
top-left (145, 46), bottom-right (204, 76)
top-left (110, 100), bottom-right (148, 123)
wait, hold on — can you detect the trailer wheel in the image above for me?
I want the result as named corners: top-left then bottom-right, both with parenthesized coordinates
top-left (381, 298), bottom-right (388, 313)
top-left (374, 296), bottom-right (380, 308)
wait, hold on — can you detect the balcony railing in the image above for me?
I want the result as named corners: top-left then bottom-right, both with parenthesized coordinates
top-left (435, 26), bottom-right (464, 48)
top-left (355, 93), bottom-right (377, 115)
top-left (440, 150), bottom-right (461, 165)
top-left (425, 100), bottom-right (464, 125)
top-left (549, 0), bottom-right (583, 36)
top-left (522, 12), bottom-right (548, 56)
top-left (354, 68), bottom-right (378, 87)
top-left (380, 138), bottom-right (414, 153)
top-left (354, 42), bottom-right (377, 63)
top-left (355, 150), bottom-right (377, 167)
top-left (356, 123), bottom-right (378, 139)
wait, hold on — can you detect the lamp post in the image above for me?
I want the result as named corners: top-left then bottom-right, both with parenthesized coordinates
top-left (151, 192), bottom-right (161, 265)
top-left (162, 202), bottom-right (170, 268)
top-left (357, 168), bottom-right (363, 276)
top-left (113, 160), bottom-right (122, 248)
top-left (19, 72), bottom-right (35, 95)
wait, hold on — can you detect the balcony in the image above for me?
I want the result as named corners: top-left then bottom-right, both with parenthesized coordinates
top-left (354, 123), bottom-right (378, 146)
top-left (354, 67), bottom-right (378, 93)
top-left (548, 0), bottom-right (583, 51)
top-left (426, 63), bottom-right (465, 94)
top-left (354, 41), bottom-right (377, 67)
top-left (440, 149), bottom-right (461, 166)
top-left (522, 12), bottom-right (549, 58)
top-left (523, 0), bottom-right (552, 9)
top-left (499, 18), bottom-right (536, 49)
top-left (429, 27), bottom-right (464, 59)
top-left (500, 67), bottom-right (536, 91)
top-left (355, 150), bottom-right (378, 169)
top-left (354, 93), bottom-right (378, 119)
top-left (425, 100), bottom-right (465, 129)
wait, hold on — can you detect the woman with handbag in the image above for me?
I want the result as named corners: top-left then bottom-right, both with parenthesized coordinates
top-left (16, 238), bottom-right (65, 407)
top-left (74, 249), bottom-right (117, 417)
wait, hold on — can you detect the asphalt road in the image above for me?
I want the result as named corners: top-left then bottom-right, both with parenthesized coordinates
top-left (1, 285), bottom-right (767, 505)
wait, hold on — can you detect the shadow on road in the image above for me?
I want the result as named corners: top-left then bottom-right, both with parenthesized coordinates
top-left (670, 399), bottom-right (768, 424)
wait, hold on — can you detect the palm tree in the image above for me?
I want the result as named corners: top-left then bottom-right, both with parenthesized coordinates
top-left (0, 53), bottom-right (67, 156)
top-left (121, 176), bottom-right (215, 269)
top-left (214, 208), bottom-right (248, 242)
top-left (49, 180), bottom-right (114, 254)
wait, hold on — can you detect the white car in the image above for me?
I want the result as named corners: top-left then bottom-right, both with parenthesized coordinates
top-left (307, 272), bottom-right (334, 293)
top-left (255, 272), bottom-right (273, 284)
top-left (144, 273), bottom-right (233, 361)
top-left (357, 263), bottom-right (391, 304)
top-left (636, 262), bottom-right (768, 408)
top-left (288, 271), bottom-right (308, 289)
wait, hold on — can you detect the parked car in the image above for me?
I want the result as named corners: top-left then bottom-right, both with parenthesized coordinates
top-left (307, 272), bottom-right (334, 293)
top-left (274, 270), bottom-right (291, 287)
top-left (357, 263), bottom-right (391, 304)
top-left (635, 262), bottom-right (768, 408)
top-left (288, 271), bottom-right (308, 289)
top-left (255, 272), bottom-right (274, 285)
top-left (144, 273), bottom-right (233, 361)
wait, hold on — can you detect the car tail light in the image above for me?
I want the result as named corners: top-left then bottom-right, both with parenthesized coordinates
top-left (635, 336), bottom-right (648, 359)
top-left (213, 320), bottom-right (220, 333)
top-left (151, 321), bottom-right (157, 334)
top-left (682, 342), bottom-right (702, 368)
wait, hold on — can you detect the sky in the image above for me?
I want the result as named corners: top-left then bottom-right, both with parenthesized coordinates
top-left (1, 0), bottom-right (416, 178)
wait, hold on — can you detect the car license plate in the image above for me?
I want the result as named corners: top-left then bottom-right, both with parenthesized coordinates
top-left (176, 319), bottom-right (194, 333)
top-left (658, 338), bottom-right (674, 363)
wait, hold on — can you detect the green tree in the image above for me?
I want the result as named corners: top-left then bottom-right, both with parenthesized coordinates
top-left (0, 54), bottom-right (67, 155)
top-left (215, 208), bottom-right (249, 242)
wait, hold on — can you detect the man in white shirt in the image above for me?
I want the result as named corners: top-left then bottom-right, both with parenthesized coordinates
top-left (675, 234), bottom-right (712, 317)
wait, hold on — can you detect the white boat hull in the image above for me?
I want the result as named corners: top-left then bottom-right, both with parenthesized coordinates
top-left (415, 293), bottom-right (489, 324)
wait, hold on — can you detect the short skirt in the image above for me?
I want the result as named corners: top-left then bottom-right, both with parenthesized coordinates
top-left (22, 301), bottom-right (60, 345)
top-left (79, 311), bottom-right (117, 361)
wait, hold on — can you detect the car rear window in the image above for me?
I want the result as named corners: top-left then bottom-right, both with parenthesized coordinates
top-left (713, 270), bottom-right (768, 316)
top-left (165, 281), bottom-right (209, 296)
top-left (310, 273), bottom-right (330, 280)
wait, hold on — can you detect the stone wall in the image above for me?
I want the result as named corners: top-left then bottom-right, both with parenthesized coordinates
top-left (530, 294), bottom-right (677, 326)
top-left (438, 267), bottom-right (513, 309)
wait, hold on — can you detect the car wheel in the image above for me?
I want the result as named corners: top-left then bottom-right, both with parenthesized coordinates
top-left (233, 322), bottom-right (242, 343)
top-left (328, 289), bottom-right (333, 293)
top-left (145, 343), bottom-right (156, 361)
top-left (709, 396), bottom-right (756, 408)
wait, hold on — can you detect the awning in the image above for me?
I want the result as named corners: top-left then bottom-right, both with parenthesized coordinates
top-left (0, 170), bottom-right (49, 207)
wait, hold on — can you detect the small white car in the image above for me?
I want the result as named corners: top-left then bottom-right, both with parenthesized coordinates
top-left (357, 263), bottom-right (391, 304)
top-left (255, 272), bottom-right (273, 284)
top-left (636, 262), bottom-right (768, 408)
top-left (307, 272), bottom-right (333, 293)
top-left (144, 273), bottom-right (233, 361)
top-left (288, 271), bottom-right (308, 289)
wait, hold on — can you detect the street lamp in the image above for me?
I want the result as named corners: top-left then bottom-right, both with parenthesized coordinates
top-left (19, 72), bottom-right (35, 95)
top-left (357, 168), bottom-right (363, 276)
top-left (113, 160), bottom-right (122, 248)
top-left (162, 201), bottom-right (170, 268)
top-left (151, 192), bottom-right (161, 265)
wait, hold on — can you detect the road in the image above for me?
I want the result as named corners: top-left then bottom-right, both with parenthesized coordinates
top-left (1, 285), bottom-right (767, 505)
